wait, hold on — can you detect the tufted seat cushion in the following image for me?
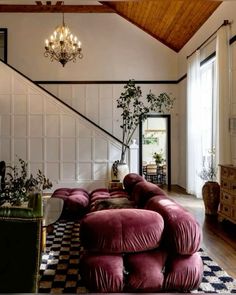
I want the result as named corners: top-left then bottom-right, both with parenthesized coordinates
top-left (89, 188), bottom-right (130, 212)
top-left (90, 188), bottom-right (129, 202)
top-left (80, 253), bottom-right (124, 293)
top-left (80, 208), bottom-right (164, 253)
top-left (124, 249), bottom-right (168, 292)
top-left (145, 195), bottom-right (202, 255)
top-left (164, 252), bottom-right (203, 291)
top-left (51, 188), bottom-right (90, 216)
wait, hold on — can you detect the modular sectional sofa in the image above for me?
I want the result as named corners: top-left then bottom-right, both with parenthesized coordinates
top-left (78, 173), bottom-right (203, 293)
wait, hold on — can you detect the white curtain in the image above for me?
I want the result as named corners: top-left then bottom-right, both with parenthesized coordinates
top-left (186, 51), bottom-right (204, 197)
top-left (215, 25), bottom-right (231, 167)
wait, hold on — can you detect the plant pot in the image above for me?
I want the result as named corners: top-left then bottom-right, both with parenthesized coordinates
top-left (202, 181), bottom-right (220, 215)
top-left (111, 163), bottom-right (129, 183)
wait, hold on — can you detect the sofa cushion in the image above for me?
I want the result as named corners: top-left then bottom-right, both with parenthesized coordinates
top-left (90, 197), bottom-right (135, 212)
top-left (90, 188), bottom-right (109, 195)
top-left (124, 249), bottom-right (168, 292)
top-left (123, 173), bottom-right (145, 195)
top-left (80, 208), bottom-right (164, 253)
top-left (51, 188), bottom-right (90, 216)
top-left (90, 190), bottom-right (129, 203)
top-left (89, 188), bottom-right (130, 212)
top-left (131, 181), bottom-right (167, 207)
top-left (145, 195), bottom-right (202, 255)
top-left (164, 252), bottom-right (203, 291)
top-left (80, 253), bottom-right (124, 292)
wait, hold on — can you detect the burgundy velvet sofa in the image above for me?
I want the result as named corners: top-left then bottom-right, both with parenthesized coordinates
top-left (79, 173), bottom-right (203, 293)
top-left (51, 188), bottom-right (90, 218)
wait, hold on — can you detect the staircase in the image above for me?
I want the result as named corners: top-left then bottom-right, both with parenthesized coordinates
top-left (0, 60), bottom-right (124, 190)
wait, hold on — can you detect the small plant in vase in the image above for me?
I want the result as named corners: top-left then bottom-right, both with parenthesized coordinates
top-left (111, 79), bottom-right (175, 181)
top-left (153, 152), bottom-right (164, 166)
top-left (199, 148), bottom-right (220, 215)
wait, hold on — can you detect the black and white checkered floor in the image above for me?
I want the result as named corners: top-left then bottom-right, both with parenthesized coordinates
top-left (39, 220), bottom-right (236, 293)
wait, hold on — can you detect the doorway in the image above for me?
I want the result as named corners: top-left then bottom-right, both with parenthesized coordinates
top-left (139, 114), bottom-right (171, 190)
top-left (0, 28), bottom-right (7, 62)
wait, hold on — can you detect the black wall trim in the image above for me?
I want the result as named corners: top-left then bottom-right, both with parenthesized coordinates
top-left (35, 32), bottom-right (236, 86)
top-left (36, 80), bottom-right (179, 85)
top-left (0, 59), bottom-right (126, 147)
top-left (230, 34), bottom-right (236, 45)
top-left (177, 74), bottom-right (187, 84)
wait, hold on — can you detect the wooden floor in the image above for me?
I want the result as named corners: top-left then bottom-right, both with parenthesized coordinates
top-left (166, 185), bottom-right (236, 279)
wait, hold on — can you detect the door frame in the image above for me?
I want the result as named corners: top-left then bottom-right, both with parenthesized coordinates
top-left (139, 114), bottom-right (171, 190)
top-left (0, 28), bottom-right (8, 63)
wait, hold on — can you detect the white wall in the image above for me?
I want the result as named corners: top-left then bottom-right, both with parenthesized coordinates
top-left (0, 13), bottom-right (178, 81)
top-left (41, 82), bottom-right (179, 184)
top-left (41, 83), bottom-right (178, 140)
top-left (177, 1), bottom-right (236, 188)
top-left (0, 61), bottom-right (124, 191)
top-left (0, 12), bottom-right (181, 187)
top-left (2, 4), bottom-right (236, 189)
top-left (178, 1), bottom-right (236, 77)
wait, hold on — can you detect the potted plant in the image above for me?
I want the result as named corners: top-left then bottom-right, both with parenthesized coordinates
top-left (0, 158), bottom-right (52, 206)
top-left (153, 152), bottom-right (164, 166)
top-left (111, 79), bottom-right (175, 181)
top-left (199, 148), bottom-right (220, 215)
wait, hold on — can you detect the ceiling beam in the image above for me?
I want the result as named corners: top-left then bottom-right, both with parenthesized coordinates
top-left (0, 4), bottom-right (115, 13)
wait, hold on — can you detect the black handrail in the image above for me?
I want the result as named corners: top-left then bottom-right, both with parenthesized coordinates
top-left (0, 59), bottom-right (127, 147)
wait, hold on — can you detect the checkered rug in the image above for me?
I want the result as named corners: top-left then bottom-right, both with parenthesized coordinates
top-left (39, 219), bottom-right (236, 293)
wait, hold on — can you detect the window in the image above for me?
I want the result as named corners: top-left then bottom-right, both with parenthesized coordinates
top-left (186, 52), bottom-right (216, 197)
top-left (200, 57), bottom-right (216, 161)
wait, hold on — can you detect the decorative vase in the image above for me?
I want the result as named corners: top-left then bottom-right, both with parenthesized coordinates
top-left (202, 181), bottom-right (220, 215)
top-left (111, 163), bottom-right (129, 183)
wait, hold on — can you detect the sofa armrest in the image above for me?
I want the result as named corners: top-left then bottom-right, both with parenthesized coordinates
top-left (145, 195), bottom-right (202, 255)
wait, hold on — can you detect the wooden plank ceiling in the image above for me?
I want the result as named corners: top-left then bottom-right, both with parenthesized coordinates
top-left (0, 0), bottom-right (222, 52)
top-left (102, 0), bottom-right (222, 52)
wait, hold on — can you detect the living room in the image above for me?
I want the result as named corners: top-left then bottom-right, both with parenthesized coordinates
top-left (0, 0), bottom-right (236, 293)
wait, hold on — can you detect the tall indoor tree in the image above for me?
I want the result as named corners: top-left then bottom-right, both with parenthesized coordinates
top-left (112, 79), bottom-right (175, 180)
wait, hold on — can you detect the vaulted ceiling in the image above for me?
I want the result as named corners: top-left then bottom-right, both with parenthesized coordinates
top-left (0, 0), bottom-right (223, 52)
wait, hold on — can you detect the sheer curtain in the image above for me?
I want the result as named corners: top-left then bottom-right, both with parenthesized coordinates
top-left (215, 25), bottom-right (231, 167)
top-left (186, 24), bottom-right (231, 198)
top-left (186, 51), bottom-right (204, 197)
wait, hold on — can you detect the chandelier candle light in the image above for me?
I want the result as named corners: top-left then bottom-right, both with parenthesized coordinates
top-left (44, 11), bottom-right (83, 67)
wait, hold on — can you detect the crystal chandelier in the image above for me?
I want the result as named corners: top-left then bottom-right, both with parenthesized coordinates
top-left (44, 11), bottom-right (83, 67)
